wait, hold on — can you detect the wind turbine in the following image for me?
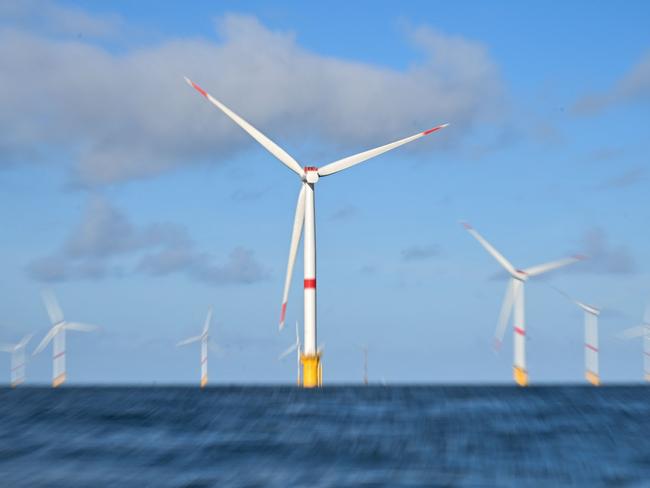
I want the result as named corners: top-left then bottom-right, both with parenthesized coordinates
top-left (33, 290), bottom-right (97, 387)
top-left (0, 334), bottom-right (33, 387)
top-left (619, 304), bottom-right (650, 382)
top-left (553, 287), bottom-right (601, 385)
top-left (361, 344), bottom-right (368, 385)
top-left (185, 77), bottom-right (448, 387)
top-left (177, 307), bottom-right (215, 388)
top-left (279, 321), bottom-right (301, 386)
top-left (462, 222), bottom-right (583, 386)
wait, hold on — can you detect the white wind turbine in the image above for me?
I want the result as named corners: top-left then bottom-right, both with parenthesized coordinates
top-left (0, 334), bottom-right (33, 387)
top-left (553, 287), bottom-right (601, 385)
top-left (462, 222), bottom-right (583, 386)
top-left (619, 304), bottom-right (650, 382)
top-left (185, 77), bottom-right (448, 387)
top-left (177, 307), bottom-right (215, 388)
top-left (33, 290), bottom-right (97, 387)
top-left (360, 344), bottom-right (368, 385)
top-left (278, 320), bottom-right (301, 386)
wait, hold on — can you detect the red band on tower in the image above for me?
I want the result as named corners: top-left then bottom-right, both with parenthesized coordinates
top-left (304, 279), bottom-right (316, 289)
top-left (514, 326), bottom-right (525, 336)
top-left (585, 344), bottom-right (599, 353)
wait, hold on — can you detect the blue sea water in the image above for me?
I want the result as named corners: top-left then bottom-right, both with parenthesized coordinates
top-left (0, 386), bottom-right (649, 487)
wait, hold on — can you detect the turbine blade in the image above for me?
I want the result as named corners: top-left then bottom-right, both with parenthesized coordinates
top-left (42, 289), bottom-right (64, 325)
top-left (184, 77), bottom-right (304, 177)
top-left (177, 335), bottom-right (202, 347)
top-left (17, 333), bottom-right (33, 349)
top-left (461, 222), bottom-right (516, 275)
top-left (550, 284), bottom-right (582, 309)
top-left (33, 327), bottom-right (57, 356)
top-left (64, 322), bottom-right (97, 332)
top-left (279, 184), bottom-right (306, 330)
top-left (203, 307), bottom-right (213, 335)
top-left (278, 343), bottom-right (298, 360)
top-left (318, 124), bottom-right (448, 177)
top-left (644, 304), bottom-right (650, 325)
top-left (0, 344), bottom-right (14, 353)
top-left (295, 320), bottom-right (300, 345)
top-left (495, 279), bottom-right (518, 350)
top-left (524, 255), bottom-right (584, 277)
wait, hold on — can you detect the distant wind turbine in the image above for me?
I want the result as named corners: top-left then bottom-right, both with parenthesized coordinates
top-left (279, 321), bottom-right (301, 386)
top-left (0, 334), bottom-right (33, 387)
top-left (360, 345), bottom-right (368, 385)
top-left (619, 304), bottom-right (650, 382)
top-left (553, 287), bottom-right (601, 385)
top-left (33, 290), bottom-right (97, 387)
top-left (462, 222), bottom-right (583, 386)
top-left (177, 307), bottom-right (216, 388)
top-left (185, 76), bottom-right (448, 387)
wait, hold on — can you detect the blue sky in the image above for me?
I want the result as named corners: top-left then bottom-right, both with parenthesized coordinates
top-left (1, 0), bottom-right (649, 384)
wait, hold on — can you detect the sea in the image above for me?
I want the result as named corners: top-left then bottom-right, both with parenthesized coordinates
top-left (0, 385), bottom-right (649, 487)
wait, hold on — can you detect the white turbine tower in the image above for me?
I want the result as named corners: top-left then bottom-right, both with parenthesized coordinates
top-left (177, 307), bottom-right (214, 388)
top-left (462, 222), bottom-right (583, 386)
top-left (279, 321), bottom-right (301, 386)
top-left (620, 304), bottom-right (650, 382)
top-left (185, 77), bottom-right (448, 387)
top-left (553, 287), bottom-right (601, 385)
top-left (0, 334), bottom-right (33, 387)
top-left (33, 290), bottom-right (97, 387)
top-left (361, 344), bottom-right (368, 385)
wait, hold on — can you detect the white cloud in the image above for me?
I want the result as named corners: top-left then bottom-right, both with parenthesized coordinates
top-left (0, 11), bottom-right (506, 185)
top-left (574, 227), bottom-right (637, 274)
top-left (574, 50), bottom-right (650, 114)
top-left (26, 196), bottom-right (269, 285)
top-left (0, 0), bottom-right (122, 39)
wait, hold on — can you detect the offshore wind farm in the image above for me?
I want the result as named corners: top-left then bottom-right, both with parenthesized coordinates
top-left (1, 1), bottom-right (649, 486)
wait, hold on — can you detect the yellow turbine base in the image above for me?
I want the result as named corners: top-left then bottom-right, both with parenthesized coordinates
top-left (645, 373), bottom-right (650, 383)
top-left (301, 353), bottom-right (322, 388)
top-left (200, 375), bottom-right (208, 388)
top-left (586, 371), bottom-right (600, 386)
top-left (514, 366), bottom-right (528, 387)
top-left (10, 379), bottom-right (23, 388)
top-left (53, 373), bottom-right (66, 388)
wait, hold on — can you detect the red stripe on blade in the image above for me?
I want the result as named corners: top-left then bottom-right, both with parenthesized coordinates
top-left (304, 279), bottom-right (316, 289)
top-left (53, 352), bottom-right (65, 359)
top-left (585, 344), bottom-right (599, 353)
top-left (280, 303), bottom-right (287, 324)
top-left (191, 81), bottom-right (208, 98)
top-left (422, 124), bottom-right (447, 135)
top-left (514, 327), bottom-right (525, 336)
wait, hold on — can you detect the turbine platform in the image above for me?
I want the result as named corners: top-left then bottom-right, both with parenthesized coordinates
top-left (301, 353), bottom-right (322, 388)
top-left (586, 371), bottom-right (600, 386)
top-left (514, 366), bottom-right (528, 387)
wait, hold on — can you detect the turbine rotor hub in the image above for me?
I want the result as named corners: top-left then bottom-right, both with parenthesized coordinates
top-left (514, 270), bottom-right (528, 281)
top-left (303, 166), bottom-right (319, 183)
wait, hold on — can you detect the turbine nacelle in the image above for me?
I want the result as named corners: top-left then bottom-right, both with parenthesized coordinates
top-left (512, 270), bottom-right (528, 281)
top-left (303, 166), bottom-right (320, 184)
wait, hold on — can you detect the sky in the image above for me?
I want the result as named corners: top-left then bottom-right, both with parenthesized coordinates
top-left (1, 0), bottom-right (649, 385)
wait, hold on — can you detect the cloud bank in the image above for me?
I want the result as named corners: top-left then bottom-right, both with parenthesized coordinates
top-left (574, 50), bottom-right (650, 115)
top-left (0, 4), bottom-right (506, 185)
top-left (27, 197), bottom-right (269, 285)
